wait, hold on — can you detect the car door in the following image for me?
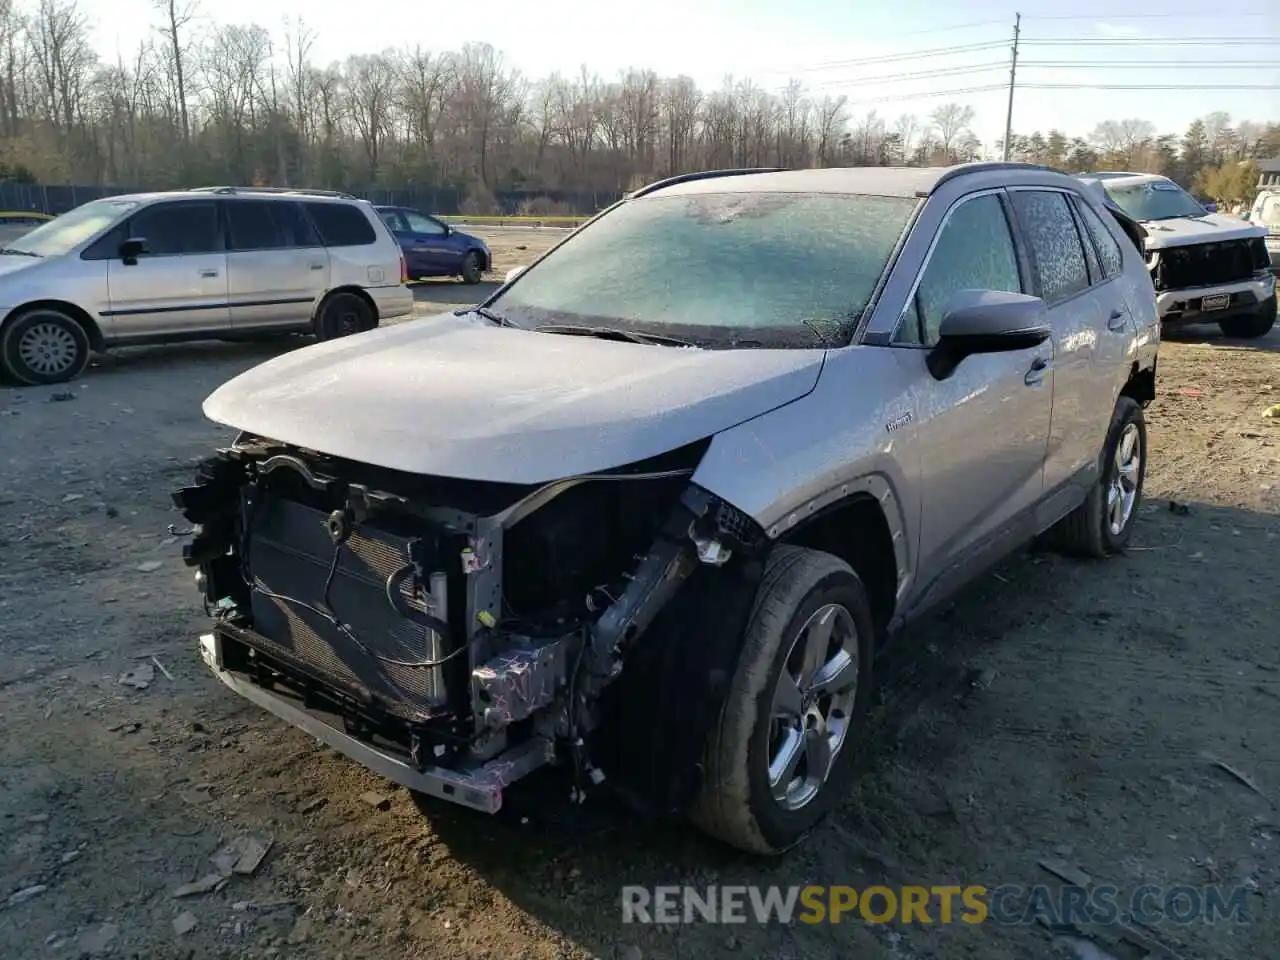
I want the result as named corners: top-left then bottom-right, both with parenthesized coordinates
top-left (893, 190), bottom-right (1053, 596)
top-left (104, 199), bottom-right (229, 339)
top-left (1008, 188), bottom-right (1121, 497)
top-left (399, 209), bottom-right (456, 275)
top-left (225, 199), bottom-right (329, 330)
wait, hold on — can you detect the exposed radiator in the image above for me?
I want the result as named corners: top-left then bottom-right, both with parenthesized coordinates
top-left (244, 493), bottom-right (449, 720)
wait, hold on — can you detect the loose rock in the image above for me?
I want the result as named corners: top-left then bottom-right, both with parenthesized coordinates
top-left (173, 910), bottom-right (198, 935)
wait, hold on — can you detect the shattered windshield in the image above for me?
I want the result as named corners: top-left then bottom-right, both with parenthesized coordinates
top-left (489, 190), bottom-right (919, 348)
top-left (1102, 179), bottom-right (1207, 222)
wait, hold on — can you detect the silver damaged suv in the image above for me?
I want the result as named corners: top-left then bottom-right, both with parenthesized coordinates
top-left (176, 163), bottom-right (1160, 854)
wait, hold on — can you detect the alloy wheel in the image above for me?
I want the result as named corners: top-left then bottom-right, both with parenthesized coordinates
top-left (1108, 422), bottom-right (1142, 536)
top-left (767, 603), bottom-right (860, 812)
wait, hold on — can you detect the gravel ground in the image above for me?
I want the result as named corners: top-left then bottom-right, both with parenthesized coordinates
top-left (1, 247), bottom-right (1277, 959)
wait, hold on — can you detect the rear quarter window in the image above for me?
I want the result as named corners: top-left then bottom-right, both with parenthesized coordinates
top-left (304, 202), bottom-right (377, 247)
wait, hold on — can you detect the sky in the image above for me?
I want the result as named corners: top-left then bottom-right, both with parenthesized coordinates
top-left (86, 0), bottom-right (1279, 150)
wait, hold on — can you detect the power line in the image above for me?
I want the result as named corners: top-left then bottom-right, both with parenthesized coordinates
top-left (1020, 60), bottom-right (1279, 67)
top-left (803, 62), bottom-right (1007, 90)
top-left (784, 40), bottom-right (1009, 73)
top-left (1020, 37), bottom-right (1280, 44)
top-left (832, 83), bottom-right (1009, 109)
top-left (1020, 82), bottom-right (1280, 90)
top-left (1022, 10), bottom-right (1276, 20)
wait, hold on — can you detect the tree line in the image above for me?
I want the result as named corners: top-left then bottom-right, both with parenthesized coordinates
top-left (0, 0), bottom-right (1276, 213)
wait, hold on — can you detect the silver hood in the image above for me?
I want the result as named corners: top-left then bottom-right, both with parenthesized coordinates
top-left (1140, 213), bottom-right (1266, 251)
top-left (203, 313), bottom-right (826, 484)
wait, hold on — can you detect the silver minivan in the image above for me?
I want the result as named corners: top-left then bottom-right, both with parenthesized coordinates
top-left (0, 187), bottom-right (415, 385)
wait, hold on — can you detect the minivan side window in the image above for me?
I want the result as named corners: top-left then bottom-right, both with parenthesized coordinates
top-left (126, 201), bottom-right (222, 256)
top-left (896, 193), bottom-right (1023, 346)
top-left (304, 202), bottom-right (377, 247)
top-left (227, 200), bottom-right (319, 251)
top-left (1010, 190), bottom-right (1091, 304)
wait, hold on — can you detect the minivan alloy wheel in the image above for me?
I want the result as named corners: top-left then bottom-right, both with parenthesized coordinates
top-left (17, 320), bottom-right (79, 376)
top-left (1108, 422), bottom-right (1142, 536)
top-left (768, 602), bottom-right (859, 811)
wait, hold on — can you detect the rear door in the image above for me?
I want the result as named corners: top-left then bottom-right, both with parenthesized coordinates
top-left (105, 199), bottom-right (229, 339)
top-left (1008, 188), bottom-right (1121, 496)
top-left (225, 199), bottom-right (329, 330)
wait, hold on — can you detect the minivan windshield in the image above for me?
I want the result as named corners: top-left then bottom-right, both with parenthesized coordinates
top-left (3, 198), bottom-right (139, 257)
top-left (1102, 178), bottom-right (1207, 222)
top-left (490, 190), bottom-right (919, 348)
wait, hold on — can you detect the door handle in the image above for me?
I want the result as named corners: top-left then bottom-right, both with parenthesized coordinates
top-left (1107, 309), bottom-right (1128, 332)
top-left (1025, 357), bottom-right (1049, 386)
top-left (309, 263), bottom-right (325, 271)
top-left (199, 269), bottom-right (219, 278)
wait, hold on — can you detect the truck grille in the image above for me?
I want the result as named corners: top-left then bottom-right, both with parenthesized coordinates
top-left (244, 494), bottom-right (448, 720)
top-left (1155, 238), bottom-right (1260, 290)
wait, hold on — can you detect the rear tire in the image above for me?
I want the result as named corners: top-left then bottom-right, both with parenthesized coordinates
top-left (1218, 295), bottom-right (1276, 339)
top-left (460, 251), bottom-right (483, 285)
top-left (688, 544), bottom-right (875, 855)
top-left (0, 308), bottom-right (91, 386)
top-left (1047, 396), bottom-right (1147, 558)
top-left (314, 292), bottom-right (375, 342)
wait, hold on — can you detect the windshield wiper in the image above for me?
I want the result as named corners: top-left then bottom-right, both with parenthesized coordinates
top-left (0, 247), bottom-right (40, 257)
top-left (456, 305), bottom-right (519, 328)
top-left (535, 324), bottom-right (695, 348)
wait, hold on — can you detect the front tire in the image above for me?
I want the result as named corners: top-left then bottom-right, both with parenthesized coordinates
top-left (0, 308), bottom-right (91, 385)
top-left (1219, 295), bottom-right (1276, 339)
top-left (689, 544), bottom-right (875, 855)
top-left (460, 251), bottom-right (483, 285)
top-left (314, 292), bottom-right (375, 342)
top-left (1047, 396), bottom-right (1147, 558)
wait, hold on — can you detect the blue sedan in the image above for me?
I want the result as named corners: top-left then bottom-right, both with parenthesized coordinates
top-left (374, 205), bottom-right (491, 284)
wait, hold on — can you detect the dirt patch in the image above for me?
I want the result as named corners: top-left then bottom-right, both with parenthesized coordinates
top-left (0, 326), bottom-right (1276, 959)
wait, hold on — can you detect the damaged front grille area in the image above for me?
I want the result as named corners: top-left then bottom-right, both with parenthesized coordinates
top-left (1152, 237), bottom-right (1269, 290)
top-left (245, 494), bottom-right (450, 719)
top-left (173, 435), bottom-right (762, 808)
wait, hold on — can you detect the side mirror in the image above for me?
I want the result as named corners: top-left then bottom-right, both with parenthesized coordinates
top-left (505, 265), bottom-right (526, 283)
top-left (443, 224), bottom-right (453, 236)
top-left (1202, 202), bottom-right (1218, 214)
top-left (926, 290), bottom-right (1050, 381)
top-left (119, 237), bottom-right (149, 266)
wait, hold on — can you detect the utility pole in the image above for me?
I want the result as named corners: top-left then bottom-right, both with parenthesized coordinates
top-left (1002, 12), bottom-right (1021, 162)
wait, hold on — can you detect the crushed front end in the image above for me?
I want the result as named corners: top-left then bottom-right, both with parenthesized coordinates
top-left (173, 434), bottom-right (766, 814)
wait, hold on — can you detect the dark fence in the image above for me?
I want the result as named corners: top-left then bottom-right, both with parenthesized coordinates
top-left (0, 181), bottom-right (622, 216)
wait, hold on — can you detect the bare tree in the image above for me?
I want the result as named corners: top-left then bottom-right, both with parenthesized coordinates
top-left (929, 102), bottom-right (975, 159)
top-left (152, 0), bottom-right (195, 141)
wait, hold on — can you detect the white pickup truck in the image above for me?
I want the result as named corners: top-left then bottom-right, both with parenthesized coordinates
top-left (1078, 172), bottom-right (1275, 339)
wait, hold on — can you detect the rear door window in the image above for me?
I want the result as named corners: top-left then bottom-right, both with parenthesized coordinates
top-left (1010, 190), bottom-right (1091, 304)
top-left (227, 200), bottom-right (320, 251)
top-left (127, 201), bottom-right (222, 256)
top-left (378, 209), bottom-right (406, 232)
top-left (1072, 196), bottom-right (1124, 280)
top-left (305, 202), bottom-right (377, 247)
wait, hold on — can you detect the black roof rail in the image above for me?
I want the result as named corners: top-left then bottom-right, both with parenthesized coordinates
top-left (627, 167), bottom-right (789, 200)
top-left (184, 185), bottom-right (358, 200)
top-left (928, 161), bottom-right (1070, 195)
